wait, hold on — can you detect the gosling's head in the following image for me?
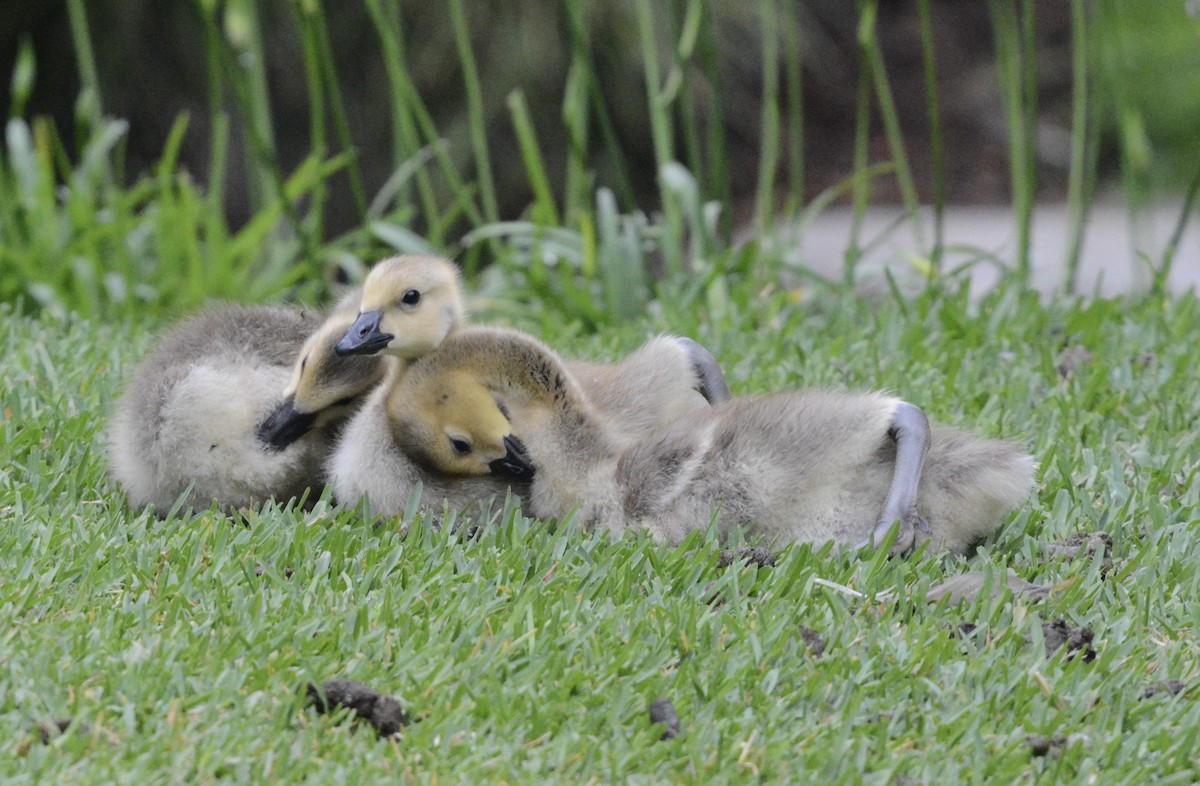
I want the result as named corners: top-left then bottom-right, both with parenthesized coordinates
top-left (390, 370), bottom-right (534, 480)
top-left (335, 255), bottom-right (467, 360)
top-left (258, 314), bottom-right (388, 451)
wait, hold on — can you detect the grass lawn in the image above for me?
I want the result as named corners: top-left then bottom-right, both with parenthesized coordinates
top-left (3, 279), bottom-right (1199, 784)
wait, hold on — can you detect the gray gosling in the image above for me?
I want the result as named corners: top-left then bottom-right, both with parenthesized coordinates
top-left (324, 256), bottom-right (735, 516)
top-left (108, 295), bottom-right (381, 513)
top-left (377, 327), bottom-right (1037, 555)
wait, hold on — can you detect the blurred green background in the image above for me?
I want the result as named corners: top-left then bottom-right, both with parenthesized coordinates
top-left (0, 0), bottom-right (1197, 320)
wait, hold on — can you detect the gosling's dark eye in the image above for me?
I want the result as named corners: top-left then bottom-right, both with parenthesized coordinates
top-left (333, 395), bottom-right (358, 407)
top-left (449, 437), bottom-right (471, 456)
top-left (401, 289), bottom-right (421, 306)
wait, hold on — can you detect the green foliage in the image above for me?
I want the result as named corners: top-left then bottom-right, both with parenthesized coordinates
top-left (0, 114), bottom-right (338, 319)
top-left (4, 1), bottom-right (1199, 324)
top-left (4, 285), bottom-right (1200, 782)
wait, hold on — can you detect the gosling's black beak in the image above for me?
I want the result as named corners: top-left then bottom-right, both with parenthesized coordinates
top-left (335, 310), bottom-right (394, 356)
top-left (488, 435), bottom-right (535, 480)
top-left (257, 397), bottom-right (318, 451)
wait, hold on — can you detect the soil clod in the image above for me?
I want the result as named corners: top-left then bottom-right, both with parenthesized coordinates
top-left (648, 697), bottom-right (681, 740)
top-left (1142, 679), bottom-right (1186, 699)
top-left (716, 547), bottom-right (777, 569)
top-left (306, 677), bottom-right (407, 738)
top-left (1039, 618), bottom-right (1096, 661)
top-left (1056, 345), bottom-right (1092, 379)
top-left (798, 626), bottom-right (826, 657)
top-left (35, 718), bottom-right (89, 744)
top-left (1045, 531), bottom-right (1114, 574)
top-left (1025, 731), bottom-right (1067, 758)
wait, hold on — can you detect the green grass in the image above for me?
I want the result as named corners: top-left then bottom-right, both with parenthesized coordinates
top-left (4, 280), bottom-right (1200, 783)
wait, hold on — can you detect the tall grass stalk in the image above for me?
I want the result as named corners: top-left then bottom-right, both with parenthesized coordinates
top-left (363, 0), bottom-right (440, 240)
top-left (308, 0), bottom-right (369, 223)
top-left (560, 1), bottom-right (592, 221)
top-left (196, 1), bottom-right (231, 251)
top-left (857, 0), bottom-right (924, 249)
top-left (779, 0), bottom-right (805, 214)
top-left (633, 0), bottom-right (684, 276)
top-left (560, 3), bottom-right (637, 212)
top-left (988, 0), bottom-right (1037, 283)
top-left (64, 0), bottom-right (103, 128)
top-left (222, 0), bottom-right (279, 215)
top-left (1064, 0), bottom-right (1097, 293)
top-left (916, 0), bottom-right (944, 271)
top-left (507, 89), bottom-right (560, 227)
top-left (671, 0), bottom-right (705, 204)
top-left (752, 0), bottom-right (781, 235)
top-left (846, 43), bottom-right (873, 284)
top-left (1158, 164), bottom-right (1200, 294)
top-left (448, 0), bottom-right (498, 224)
top-left (696, 4), bottom-right (732, 223)
top-left (295, 4), bottom-right (329, 247)
top-left (7, 37), bottom-right (35, 119)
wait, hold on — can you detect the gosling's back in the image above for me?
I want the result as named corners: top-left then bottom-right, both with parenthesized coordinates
top-left (108, 304), bottom-right (327, 512)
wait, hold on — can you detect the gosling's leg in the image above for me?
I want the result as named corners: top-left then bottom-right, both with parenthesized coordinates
top-left (855, 400), bottom-right (932, 555)
top-left (675, 337), bottom-right (733, 404)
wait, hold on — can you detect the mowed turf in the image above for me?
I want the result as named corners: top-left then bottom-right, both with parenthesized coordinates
top-left (3, 281), bottom-right (1199, 784)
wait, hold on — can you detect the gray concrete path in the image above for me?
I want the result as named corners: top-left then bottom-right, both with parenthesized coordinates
top-left (776, 202), bottom-right (1199, 298)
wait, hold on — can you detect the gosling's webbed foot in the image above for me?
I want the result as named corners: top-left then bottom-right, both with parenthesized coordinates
top-left (858, 508), bottom-right (931, 557)
top-left (675, 337), bottom-right (733, 405)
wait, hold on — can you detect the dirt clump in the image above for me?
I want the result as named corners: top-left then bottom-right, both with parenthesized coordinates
top-left (649, 697), bottom-right (681, 740)
top-left (1142, 680), bottom-right (1186, 699)
top-left (1038, 618), bottom-right (1096, 661)
top-left (306, 677), bottom-right (407, 738)
top-left (716, 547), bottom-right (777, 569)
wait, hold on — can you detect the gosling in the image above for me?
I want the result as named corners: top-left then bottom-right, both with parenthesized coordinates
top-left (324, 255), bottom-right (735, 516)
top-left (376, 327), bottom-right (1037, 555)
top-left (108, 297), bottom-right (381, 513)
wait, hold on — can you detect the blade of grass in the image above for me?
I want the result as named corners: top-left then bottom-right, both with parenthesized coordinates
top-left (1064, 0), bottom-right (1097, 293)
top-left (847, 41), bottom-right (873, 285)
top-left (1157, 163), bottom-right (1200, 295)
top-left (672, 0), bottom-right (705, 202)
top-left (507, 89), bottom-right (560, 227)
top-left (448, 0), bottom-right (498, 224)
top-left (222, 0), bottom-right (278, 215)
top-left (64, 0), bottom-right (103, 127)
top-left (753, 0), bottom-right (781, 236)
top-left (779, 0), bottom-right (805, 215)
top-left (857, 0), bottom-right (924, 249)
top-left (916, 0), bottom-right (944, 272)
top-left (364, 0), bottom-right (439, 239)
top-left (987, 0), bottom-right (1037, 284)
top-left (633, 0), bottom-right (683, 276)
top-left (560, 0), bottom-right (594, 220)
top-left (308, 0), bottom-right (369, 224)
top-left (295, 1), bottom-right (329, 249)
